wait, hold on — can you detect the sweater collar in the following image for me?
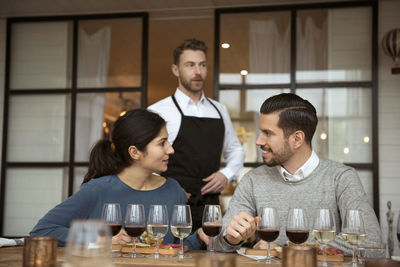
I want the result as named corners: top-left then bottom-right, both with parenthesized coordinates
top-left (277, 150), bottom-right (319, 182)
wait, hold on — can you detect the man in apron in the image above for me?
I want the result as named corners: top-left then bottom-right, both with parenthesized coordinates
top-left (148, 39), bottom-right (244, 230)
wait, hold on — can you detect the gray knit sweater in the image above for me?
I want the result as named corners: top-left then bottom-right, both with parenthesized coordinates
top-left (214, 159), bottom-right (382, 255)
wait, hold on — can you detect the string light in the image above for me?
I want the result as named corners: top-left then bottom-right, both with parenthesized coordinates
top-left (343, 147), bottom-right (350, 154)
top-left (320, 132), bottom-right (327, 140)
top-left (363, 136), bottom-right (370, 143)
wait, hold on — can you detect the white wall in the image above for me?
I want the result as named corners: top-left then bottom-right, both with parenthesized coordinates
top-left (378, 0), bottom-right (400, 256)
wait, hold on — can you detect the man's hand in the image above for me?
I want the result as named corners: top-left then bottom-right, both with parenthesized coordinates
top-left (201, 171), bottom-right (228, 195)
top-left (253, 240), bottom-right (279, 249)
top-left (111, 229), bottom-right (133, 245)
top-left (225, 212), bottom-right (256, 245)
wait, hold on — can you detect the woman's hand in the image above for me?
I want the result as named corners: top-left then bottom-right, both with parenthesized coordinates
top-left (197, 228), bottom-right (210, 246)
top-left (112, 229), bottom-right (133, 245)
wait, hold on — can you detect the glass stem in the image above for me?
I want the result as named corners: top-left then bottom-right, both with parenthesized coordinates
top-left (352, 246), bottom-right (357, 264)
top-left (266, 242), bottom-right (271, 263)
top-left (154, 238), bottom-right (160, 258)
top-left (209, 236), bottom-right (214, 252)
top-left (132, 237), bottom-right (136, 256)
top-left (179, 237), bottom-right (184, 258)
top-left (321, 245), bottom-right (327, 266)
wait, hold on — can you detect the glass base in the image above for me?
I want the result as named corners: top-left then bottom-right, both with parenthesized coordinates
top-left (123, 253), bottom-right (145, 258)
top-left (146, 254), bottom-right (168, 259)
top-left (111, 251), bottom-right (121, 258)
top-left (318, 261), bottom-right (337, 266)
top-left (171, 254), bottom-right (192, 259)
top-left (257, 257), bottom-right (280, 264)
top-left (343, 261), bottom-right (361, 267)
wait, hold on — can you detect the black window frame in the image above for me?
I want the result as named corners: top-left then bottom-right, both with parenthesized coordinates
top-left (0, 12), bottom-right (149, 236)
top-left (214, 0), bottom-right (379, 215)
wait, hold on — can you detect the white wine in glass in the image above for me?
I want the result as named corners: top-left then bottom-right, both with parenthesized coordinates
top-left (342, 209), bottom-right (366, 266)
top-left (312, 208), bottom-right (336, 266)
top-left (257, 207), bottom-right (280, 264)
top-left (147, 205), bottom-right (169, 259)
top-left (171, 205), bottom-right (192, 259)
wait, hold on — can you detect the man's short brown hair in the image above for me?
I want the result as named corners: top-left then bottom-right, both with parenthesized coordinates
top-left (173, 38), bottom-right (208, 65)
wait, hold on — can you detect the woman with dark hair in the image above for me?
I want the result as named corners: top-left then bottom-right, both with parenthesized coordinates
top-left (30, 109), bottom-right (206, 249)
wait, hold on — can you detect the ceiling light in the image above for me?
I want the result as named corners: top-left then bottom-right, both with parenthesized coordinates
top-left (240, 70), bottom-right (248, 76)
top-left (221, 43), bottom-right (230, 49)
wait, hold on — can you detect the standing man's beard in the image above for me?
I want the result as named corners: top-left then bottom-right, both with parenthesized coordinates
top-left (262, 140), bottom-right (293, 167)
top-left (179, 75), bottom-right (204, 93)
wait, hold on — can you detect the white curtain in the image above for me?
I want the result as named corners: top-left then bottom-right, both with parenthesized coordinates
top-left (297, 17), bottom-right (327, 71)
top-left (75, 26), bottom-right (111, 162)
top-left (248, 19), bottom-right (290, 162)
top-left (249, 19), bottom-right (290, 75)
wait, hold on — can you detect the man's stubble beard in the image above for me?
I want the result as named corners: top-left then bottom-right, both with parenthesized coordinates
top-left (263, 140), bottom-right (293, 167)
top-left (179, 73), bottom-right (205, 93)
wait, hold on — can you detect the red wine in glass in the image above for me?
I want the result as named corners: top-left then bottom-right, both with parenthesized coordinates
top-left (124, 204), bottom-right (146, 258)
top-left (109, 224), bottom-right (122, 236)
top-left (125, 226), bottom-right (145, 237)
top-left (202, 224), bottom-right (222, 237)
top-left (258, 207), bottom-right (280, 264)
top-left (257, 229), bottom-right (280, 242)
top-left (286, 230), bottom-right (309, 244)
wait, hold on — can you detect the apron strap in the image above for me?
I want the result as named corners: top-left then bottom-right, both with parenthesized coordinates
top-left (171, 95), bottom-right (184, 116)
top-left (206, 97), bottom-right (223, 119)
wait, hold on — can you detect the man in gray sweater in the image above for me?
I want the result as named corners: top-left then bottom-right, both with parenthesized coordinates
top-left (213, 93), bottom-right (382, 255)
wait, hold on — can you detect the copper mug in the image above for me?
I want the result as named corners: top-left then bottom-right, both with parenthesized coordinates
top-left (282, 245), bottom-right (317, 267)
top-left (196, 253), bottom-right (236, 267)
top-left (23, 236), bottom-right (57, 267)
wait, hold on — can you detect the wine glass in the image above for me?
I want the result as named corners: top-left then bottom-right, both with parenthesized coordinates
top-left (257, 207), bottom-right (280, 264)
top-left (124, 204), bottom-right (146, 258)
top-left (342, 209), bottom-right (366, 267)
top-left (312, 208), bottom-right (336, 266)
top-left (202, 205), bottom-right (222, 253)
top-left (147, 205), bottom-right (169, 259)
top-left (286, 208), bottom-right (309, 245)
top-left (101, 203), bottom-right (122, 257)
top-left (65, 220), bottom-right (112, 267)
top-left (171, 205), bottom-right (192, 259)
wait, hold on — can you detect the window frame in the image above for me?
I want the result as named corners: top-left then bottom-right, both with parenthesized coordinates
top-left (214, 0), bottom-right (379, 215)
top-left (0, 12), bottom-right (149, 236)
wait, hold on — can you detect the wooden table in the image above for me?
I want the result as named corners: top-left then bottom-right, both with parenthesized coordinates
top-left (0, 246), bottom-right (399, 267)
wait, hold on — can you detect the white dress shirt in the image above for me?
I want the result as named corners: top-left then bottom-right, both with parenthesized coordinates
top-left (148, 89), bottom-right (245, 182)
top-left (278, 150), bottom-right (320, 182)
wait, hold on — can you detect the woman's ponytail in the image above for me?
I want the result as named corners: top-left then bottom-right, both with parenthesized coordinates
top-left (82, 139), bottom-right (127, 184)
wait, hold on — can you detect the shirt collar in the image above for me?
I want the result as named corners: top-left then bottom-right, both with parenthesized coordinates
top-left (175, 88), bottom-right (206, 106)
top-left (278, 150), bottom-right (319, 182)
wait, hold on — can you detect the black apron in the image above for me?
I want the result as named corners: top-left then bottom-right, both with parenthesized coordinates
top-left (163, 95), bottom-right (225, 230)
